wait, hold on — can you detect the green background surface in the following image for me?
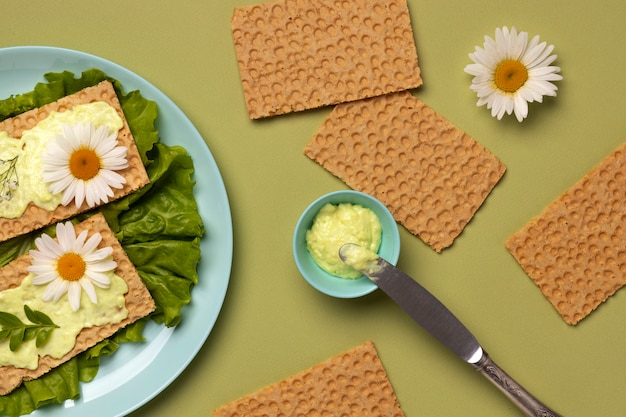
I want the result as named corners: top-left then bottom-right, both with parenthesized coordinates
top-left (3, 0), bottom-right (626, 416)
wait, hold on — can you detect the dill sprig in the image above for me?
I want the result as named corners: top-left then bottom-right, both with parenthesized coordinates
top-left (0, 155), bottom-right (19, 201)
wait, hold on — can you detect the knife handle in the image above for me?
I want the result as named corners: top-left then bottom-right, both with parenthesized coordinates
top-left (472, 352), bottom-right (562, 417)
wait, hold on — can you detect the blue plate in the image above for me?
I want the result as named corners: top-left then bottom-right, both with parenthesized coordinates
top-left (0, 46), bottom-right (233, 416)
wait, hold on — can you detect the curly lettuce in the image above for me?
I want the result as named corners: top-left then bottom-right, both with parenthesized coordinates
top-left (0, 69), bottom-right (205, 416)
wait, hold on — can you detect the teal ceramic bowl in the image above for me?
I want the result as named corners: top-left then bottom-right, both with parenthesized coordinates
top-left (293, 190), bottom-right (400, 298)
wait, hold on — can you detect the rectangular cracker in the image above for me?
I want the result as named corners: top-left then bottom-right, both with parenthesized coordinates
top-left (0, 212), bottom-right (155, 395)
top-left (304, 91), bottom-right (506, 252)
top-left (0, 80), bottom-right (150, 243)
top-left (213, 341), bottom-right (405, 417)
top-left (505, 141), bottom-right (626, 325)
top-left (231, 0), bottom-right (422, 119)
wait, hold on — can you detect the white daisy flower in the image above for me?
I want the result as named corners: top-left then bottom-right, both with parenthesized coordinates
top-left (41, 122), bottom-right (129, 208)
top-left (464, 26), bottom-right (563, 122)
top-left (27, 221), bottom-right (117, 311)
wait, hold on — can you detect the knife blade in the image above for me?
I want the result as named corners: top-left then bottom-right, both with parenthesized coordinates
top-left (339, 243), bottom-right (562, 417)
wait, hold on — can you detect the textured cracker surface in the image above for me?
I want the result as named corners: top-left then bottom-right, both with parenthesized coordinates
top-left (231, 0), bottom-right (422, 119)
top-left (0, 80), bottom-right (150, 243)
top-left (505, 142), bottom-right (626, 325)
top-left (0, 212), bottom-right (155, 395)
top-left (213, 341), bottom-right (404, 417)
top-left (304, 91), bottom-right (506, 252)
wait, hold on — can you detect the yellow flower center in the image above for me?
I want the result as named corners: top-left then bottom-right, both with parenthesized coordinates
top-left (494, 59), bottom-right (528, 93)
top-left (69, 148), bottom-right (101, 180)
top-left (56, 252), bottom-right (86, 281)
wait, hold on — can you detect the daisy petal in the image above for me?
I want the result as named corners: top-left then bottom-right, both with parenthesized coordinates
top-left (513, 94), bottom-right (529, 122)
top-left (98, 170), bottom-right (127, 189)
top-left (46, 173), bottom-right (74, 195)
top-left (34, 234), bottom-right (64, 258)
top-left (30, 271), bottom-right (58, 285)
top-left (80, 278), bottom-right (98, 304)
top-left (43, 278), bottom-right (69, 303)
top-left (529, 65), bottom-right (562, 77)
top-left (56, 222), bottom-right (76, 252)
top-left (73, 229), bottom-right (89, 252)
top-left (67, 282), bottom-right (82, 311)
top-left (81, 233), bottom-right (103, 254)
top-left (86, 259), bottom-right (117, 273)
top-left (73, 180), bottom-right (87, 207)
top-left (83, 247), bottom-right (113, 262)
top-left (522, 35), bottom-right (541, 61)
top-left (85, 270), bottom-right (112, 287)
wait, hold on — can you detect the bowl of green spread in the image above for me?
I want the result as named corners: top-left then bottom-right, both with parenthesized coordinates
top-left (293, 190), bottom-right (400, 298)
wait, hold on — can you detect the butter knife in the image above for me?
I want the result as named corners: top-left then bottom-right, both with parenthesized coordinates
top-left (339, 243), bottom-right (562, 417)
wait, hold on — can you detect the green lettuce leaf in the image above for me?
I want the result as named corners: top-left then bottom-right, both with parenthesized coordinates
top-left (0, 69), bottom-right (204, 416)
top-left (0, 235), bottom-right (34, 268)
top-left (125, 238), bottom-right (201, 326)
top-left (0, 358), bottom-right (81, 417)
top-left (103, 142), bottom-right (203, 243)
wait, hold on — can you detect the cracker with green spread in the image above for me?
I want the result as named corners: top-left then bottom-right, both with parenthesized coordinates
top-left (0, 213), bottom-right (155, 395)
top-left (0, 81), bottom-right (149, 243)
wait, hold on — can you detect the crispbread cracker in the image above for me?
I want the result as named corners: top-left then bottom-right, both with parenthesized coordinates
top-left (0, 80), bottom-right (150, 243)
top-left (231, 0), bottom-right (422, 119)
top-left (0, 212), bottom-right (155, 395)
top-left (506, 141), bottom-right (626, 325)
top-left (304, 91), bottom-right (506, 252)
top-left (213, 341), bottom-right (405, 417)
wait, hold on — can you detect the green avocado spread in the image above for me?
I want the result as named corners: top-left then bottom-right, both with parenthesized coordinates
top-left (0, 273), bottom-right (129, 370)
top-left (306, 202), bottom-right (382, 279)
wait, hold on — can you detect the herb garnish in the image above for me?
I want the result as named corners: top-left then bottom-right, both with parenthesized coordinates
top-left (0, 155), bottom-right (19, 201)
top-left (0, 305), bottom-right (59, 351)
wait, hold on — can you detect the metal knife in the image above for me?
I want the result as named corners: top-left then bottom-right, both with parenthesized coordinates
top-left (339, 243), bottom-right (562, 417)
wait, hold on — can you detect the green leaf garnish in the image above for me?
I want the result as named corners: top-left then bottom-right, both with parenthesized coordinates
top-left (0, 305), bottom-right (59, 351)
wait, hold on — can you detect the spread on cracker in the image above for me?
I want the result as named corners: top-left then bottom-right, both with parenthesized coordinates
top-left (0, 81), bottom-right (150, 243)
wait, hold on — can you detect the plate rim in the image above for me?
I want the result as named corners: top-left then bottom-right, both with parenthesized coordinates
top-left (0, 45), bottom-right (233, 416)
